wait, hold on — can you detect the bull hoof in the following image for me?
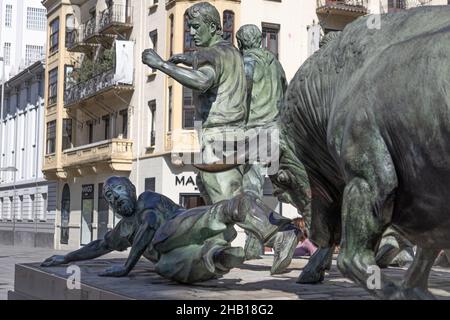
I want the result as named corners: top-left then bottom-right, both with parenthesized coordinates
top-left (296, 270), bottom-right (325, 284)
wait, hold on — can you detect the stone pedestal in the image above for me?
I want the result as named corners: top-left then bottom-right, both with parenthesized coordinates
top-left (8, 257), bottom-right (450, 300)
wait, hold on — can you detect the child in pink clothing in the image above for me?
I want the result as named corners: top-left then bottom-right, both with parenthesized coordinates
top-left (291, 217), bottom-right (318, 257)
top-left (294, 238), bottom-right (317, 257)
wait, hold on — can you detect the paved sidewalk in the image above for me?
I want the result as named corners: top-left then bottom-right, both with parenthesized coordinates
top-left (3, 245), bottom-right (450, 300)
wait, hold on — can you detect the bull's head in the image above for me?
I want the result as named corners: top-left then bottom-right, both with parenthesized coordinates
top-left (269, 139), bottom-right (312, 223)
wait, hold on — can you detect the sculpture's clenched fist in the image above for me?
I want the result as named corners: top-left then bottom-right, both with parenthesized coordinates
top-left (142, 49), bottom-right (164, 69)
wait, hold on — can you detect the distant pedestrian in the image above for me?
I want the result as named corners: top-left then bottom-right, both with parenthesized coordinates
top-left (291, 217), bottom-right (317, 257)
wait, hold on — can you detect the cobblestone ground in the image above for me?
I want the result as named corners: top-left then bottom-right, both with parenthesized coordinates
top-left (3, 245), bottom-right (450, 300)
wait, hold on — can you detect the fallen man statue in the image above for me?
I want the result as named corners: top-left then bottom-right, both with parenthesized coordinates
top-left (41, 177), bottom-right (299, 283)
top-left (281, 6), bottom-right (450, 299)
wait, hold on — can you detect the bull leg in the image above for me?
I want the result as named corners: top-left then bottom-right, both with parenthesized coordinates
top-left (335, 123), bottom-right (424, 299)
top-left (337, 175), bottom-right (399, 299)
top-left (297, 246), bottom-right (335, 284)
top-left (297, 189), bottom-right (340, 283)
top-left (393, 247), bottom-right (440, 299)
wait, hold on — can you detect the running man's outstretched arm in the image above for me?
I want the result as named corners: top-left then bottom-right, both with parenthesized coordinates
top-left (142, 49), bottom-right (215, 92)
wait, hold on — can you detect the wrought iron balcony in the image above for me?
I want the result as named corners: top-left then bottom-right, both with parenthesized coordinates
top-left (83, 17), bottom-right (98, 43)
top-left (64, 68), bottom-right (134, 108)
top-left (98, 4), bottom-right (133, 34)
top-left (385, 0), bottom-right (433, 13)
top-left (66, 28), bottom-right (97, 53)
top-left (316, 0), bottom-right (369, 15)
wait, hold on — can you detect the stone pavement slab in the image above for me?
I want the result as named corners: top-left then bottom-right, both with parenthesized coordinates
top-left (0, 245), bottom-right (127, 300)
top-left (3, 245), bottom-right (450, 300)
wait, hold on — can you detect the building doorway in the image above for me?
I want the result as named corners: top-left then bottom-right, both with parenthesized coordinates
top-left (81, 184), bottom-right (94, 245)
top-left (60, 184), bottom-right (71, 245)
top-left (97, 183), bottom-right (109, 239)
top-left (179, 193), bottom-right (206, 209)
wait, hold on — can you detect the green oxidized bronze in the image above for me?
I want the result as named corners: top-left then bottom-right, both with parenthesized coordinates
top-left (41, 177), bottom-right (300, 282)
top-left (281, 6), bottom-right (450, 299)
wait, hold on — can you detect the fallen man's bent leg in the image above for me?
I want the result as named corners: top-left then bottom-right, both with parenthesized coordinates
top-left (224, 193), bottom-right (300, 274)
top-left (242, 164), bottom-right (266, 260)
top-left (155, 238), bottom-right (245, 284)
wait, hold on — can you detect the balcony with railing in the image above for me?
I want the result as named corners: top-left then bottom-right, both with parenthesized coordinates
top-left (383, 0), bottom-right (433, 13)
top-left (62, 139), bottom-right (133, 172)
top-left (316, 0), bottom-right (369, 16)
top-left (166, 129), bottom-right (200, 154)
top-left (64, 67), bottom-right (134, 108)
top-left (82, 16), bottom-right (99, 43)
top-left (66, 27), bottom-right (97, 53)
top-left (98, 4), bottom-right (133, 35)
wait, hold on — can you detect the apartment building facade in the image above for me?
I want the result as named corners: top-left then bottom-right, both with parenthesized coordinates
top-left (316, 0), bottom-right (449, 33)
top-left (0, 0), bottom-right (47, 80)
top-left (241, 0), bottom-right (320, 81)
top-left (0, 61), bottom-right (57, 247)
top-left (42, 0), bottom-right (344, 250)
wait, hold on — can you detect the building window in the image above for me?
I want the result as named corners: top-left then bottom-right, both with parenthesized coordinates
top-left (40, 194), bottom-right (47, 221)
top-left (3, 43), bottom-right (11, 66)
top-left (184, 14), bottom-right (195, 52)
top-left (222, 11), bottom-right (235, 44)
top-left (5, 96), bottom-right (10, 114)
top-left (48, 68), bottom-right (58, 105)
top-left (21, 195), bottom-right (30, 221)
top-left (168, 86), bottom-right (173, 132)
top-left (26, 7), bottom-right (46, 31)
top-left (65, 14), bottom-right (75, 48)
top-left (26, 82), bottom-right (31, 103)
top-left (61, 184), bottom-right (70, 244)
top-left (87, 122), bottom-right (94, 143)
top-left (64, 65), bottom-right (75, 90)
top-left (103, 115), bottom-right (110, 140)
top-left (388, 0), bottom-right (406, 12)
top-left (169, 14), bottom-right (174, 57)
top-left (120, 109), bottom-right (128, 139)
top-left (149, 100), bottom-right (156, 146)
top-left (38, 76), bottom-right (44, 97)
top-left (62, 119), bottom-right (72, 150)
top-left (182, 87), bottom-right (195, 129)
top-left (5, 4), bottom-right (12, 27)
top-left (81, 184), bottom-right (94, 245)
top-left (25, 45), bottom-right (44, 66)
top-left (150, 29), bottom-right (158, 52)
top-left (16, 87), bottom-right (21, 109)
top-left (46, 120), bottom-right (56, 154)
top-left (15, 196), bottom-right (23, 221)
top-left (145, 178), bottom-right (156, 192)
top-left (262, 23), bottom-right (280, 58)
top-left (180, 194), bottom-right (206, 209)
top-left (49, 18), bottom-right (60, 54)
top-left (97, 183), bottom-right (109, 239)
top-left (149, 30), bottom-right (158, 73)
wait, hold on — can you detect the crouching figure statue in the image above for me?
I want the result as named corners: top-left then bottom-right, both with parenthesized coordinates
top-left (42, 176), bottom-right (299, 283)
